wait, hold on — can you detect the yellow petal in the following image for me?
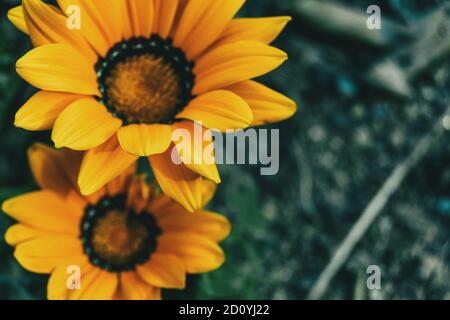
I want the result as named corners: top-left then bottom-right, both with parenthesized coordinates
top-left (78, 135), bottom-right (138, 196)
top-left (123, 0), bottom-right (154, 38)
top-left (22, 0), bottom-right (96, 62)
top-left (65, 267), bottom-right (118, 300)
top-left (181, 0), bottom-right (244, 59)
top-left (16, 44), bottom-right (99, 95)
top-left (47, 255), bottom-right (90, 300)
top-left (158, 233), bottom-right (225, 273)
top-left (14, 236), bottom-right (83, 274)
top-left (5, 224), bottom-right (51, 246)
top-left (159, 210), bottom-right (231, 242)
top-left (172, 121), bottom-right (221, 183)
top-left (105, 163), bottom-right (137, 197)
top-left (193, 41), bottom-right (287, 94)
top-left (213, 17), bottom-right (291, 47)
top-left (57, 0), bottom-right (122, 57)
top-left (15, 91), bottom-right (83, 131)
top-left (7, 6), bottom-right (29, 34)
top-left (136, 253), bottom-right (186, 289)
top-left (225, 80), bottom-right (297, 126)
top-left (172, 0), bottom-right (213, 47)
top-left (150, 179), bottom-right (216, 212)
top-left (28, 144), bottom-right (86, 208)
top-left (176, 90), bottom-right (253, 131)
top-left (118, 124), bottom-right (172, 157)
top-left (154, 0), bottom-right (179, 38)
top-left (126, 175), bottom-right (152, 213)
top-left (201, 179), bottom-right (217, 207)
top-left (28, 143), bottom-right (80, 195)
top-left (2, 191), bottom-right (81, 235)
top-left (52, 98), bottom-right (122, 150)
top-left (119, 272), bottom-right (161, 300)
top-left (149, 147), bottom-right (203, 212)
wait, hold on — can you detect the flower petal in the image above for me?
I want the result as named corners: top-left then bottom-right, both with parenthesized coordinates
top-left (176, 90), bottom-right (253, 131)
top-left (105, 163), bottom-right (136, 197)
top-left (181, 0), bottom-right (245, 59)
top-left (158, 233), bottom-right (225, 273)
top-left (213, 17), bottom-right (291, 47)
top-left (78, 135), bottom-right (138, 196)
top-left (22, 0), bottom-right (96, 62)
top-left (16, 44), bottom-right (98, 95)
top-left (154, 0), bottom-right (179, 38)
top-left (123, 0), bottom-right (154, 38)
top-left (149, 147), bottom-right (203, 212)
top-left (65, 267), bottom-right (118, 300)
top-left (5, 224), bottom-right (51, 246)
top-left (47, 255), bottom-right (90, 300)
top-left (2, 191), bottom-right (81, 235)
top-left (7, 6), bottom-right (29, 34)
top-left (15, 91), bottom-right (84, 131)
top-left (28, 143), bottom-right (85, 206)
top-left (225, 80), bottom-right (297, 126)
top-left (136, 253), bottom-right (186, 289)
top-left (14, 236), bottom-right (83, 274)
top-left (119, 272), bottom-right (161, 300)
top-left (159, 209), bottom-right (231, 242)
top-left (172, 121), bottom-right (221, 183)
top-left (193, 41), bottom-right (287, 94)
top-left (52, 98), bottom-right (122, 150)
top-left (34, 147), bottom-right (85, 209)
top-left (118, 124), bottom-right (172, 157)
top-left (201, 179), bottom-right (217, 207)
top-left (173, 0), bottom-right (213, 47)
top-left (57, 0), bottom-right (123, 57)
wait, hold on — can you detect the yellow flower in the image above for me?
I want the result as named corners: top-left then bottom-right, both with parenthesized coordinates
top-left (1, 143), bottom-right (230, 300)
top-left (9, 0), bottom-right (296, 211)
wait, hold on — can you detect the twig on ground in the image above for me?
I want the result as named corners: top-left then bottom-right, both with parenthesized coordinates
top-left (307, 105), bottom-right (450, 300)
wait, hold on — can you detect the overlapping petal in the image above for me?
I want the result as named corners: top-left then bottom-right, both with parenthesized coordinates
top-left (7, 6), bottom-right (29, 34)
top-left (16, 44), bottom-right (98, 96)
top-left (78, 135), bottom-right (138, 196)
top-left (225, 80), bottom-right (297, 126)
top-left (57, 0), bottom-right (123, 56)
top-left (136, 253), bottom-right (186, 289)
top-left (52, 98), bottom-right (122, 150)
top-left (22, 0), bottom-right (96, 62)
top-left (118, 124), bottom-right (172, 157)
top-left (176, 90), bottom-right (253, 131)
top-left (149, 147), bottom-right (204, 212)
top-left (15, 91), bottom-right (83, 131)
top-left (194, 41), bottom-right (287, 94)
top-left (172, 121), bottom-right (220, 182)
top-left (158, 233), bottom-right (225, 273)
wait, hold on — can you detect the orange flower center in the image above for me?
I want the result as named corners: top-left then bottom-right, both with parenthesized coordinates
top-left (96, 36), bottom-right (195, 125)
top-left (91, 209), bottom-right (150, 267)
top-left (81, 195), bottom-right (161, 272)
top-left (105, 54), bottom-right (182, 124)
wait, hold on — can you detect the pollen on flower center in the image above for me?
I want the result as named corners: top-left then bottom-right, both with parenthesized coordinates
top-left (80, 195), bottom-right (161, 272)
top-left (96, 36), bottom-right (195, 125)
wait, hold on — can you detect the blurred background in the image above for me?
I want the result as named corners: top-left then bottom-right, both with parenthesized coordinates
top-left (1, 0), bottom-right (449, 300)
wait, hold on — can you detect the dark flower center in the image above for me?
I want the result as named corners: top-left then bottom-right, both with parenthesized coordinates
top-left (80, 194), bottom-right (161, 272)
top-left (95, 35), bottom-right (195, 125)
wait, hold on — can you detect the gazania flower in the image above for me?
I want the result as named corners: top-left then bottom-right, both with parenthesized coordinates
top-left (1, 143), bottom-right (230, 300)
top-left (9, 0), bottom-right (296, 211)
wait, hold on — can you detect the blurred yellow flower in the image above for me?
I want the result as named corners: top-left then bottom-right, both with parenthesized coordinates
top-left (1, 143), bottom-right (230, 300)
top-left (9, 0), bottom-right (296, 211)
